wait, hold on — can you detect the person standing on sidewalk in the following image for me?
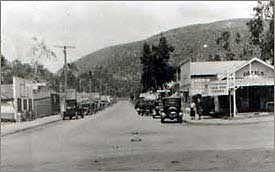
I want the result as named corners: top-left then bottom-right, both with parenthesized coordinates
top-left (190, 101), bottom-right (196, 120)
top-left (196, 98), bottom-right (202, 120)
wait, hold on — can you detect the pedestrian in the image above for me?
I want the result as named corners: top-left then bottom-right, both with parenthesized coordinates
top-left (190, 100), bottom-right (196, 120)
top-left (196, 98), bottom-right (202, 120)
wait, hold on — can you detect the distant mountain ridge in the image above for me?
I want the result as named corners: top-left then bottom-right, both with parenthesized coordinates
top-left (74, 18), bottom-right (252, 80)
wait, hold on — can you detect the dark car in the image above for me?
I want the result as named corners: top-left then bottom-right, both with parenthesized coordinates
top-left (81, 102), bottom-right (95, 116)
top-left (135, 99), bottom-right (155, 116)
top-left (160, 97), bottom-right (183, 123)
top-left (63, 100), bottom-right (84, 120)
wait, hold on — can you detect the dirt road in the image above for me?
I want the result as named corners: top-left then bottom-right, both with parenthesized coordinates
top-left (2, 101), bottom-right (274, 171)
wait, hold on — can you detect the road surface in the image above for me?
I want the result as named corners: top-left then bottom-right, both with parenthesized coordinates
top-left (1, 101), bottom-right (274, 172)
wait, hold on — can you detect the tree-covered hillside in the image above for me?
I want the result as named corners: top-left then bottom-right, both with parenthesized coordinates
top-left (73, 18), bottom-right (253, 96)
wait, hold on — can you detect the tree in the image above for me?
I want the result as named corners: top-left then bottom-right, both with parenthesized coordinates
top-left (30, 37), bottom-right (56, 80)
top-left (140, 35), bottom-right (175, 92)
top-left (247, 1), bottom-right (274, 62)
top-left (140, 43), bottom-right (154, 91)
top-left (215, 31), bottom-right (243, 61)
top-left (215, 31), bottom-right (232, 60)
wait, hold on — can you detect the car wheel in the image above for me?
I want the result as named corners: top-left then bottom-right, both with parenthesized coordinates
top-left (161, 117), bottom-right (165, 123)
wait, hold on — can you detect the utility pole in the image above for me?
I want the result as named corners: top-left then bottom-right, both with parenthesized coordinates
top-left (273, 2), bottom-right (275, 152)
top-left (0, 38), bottom-right (2, 167)
top-left (54, 45), bottom-right (75, 110)
top-left (99, 79), bottom-right (102, 101)
top-left (59, 83), bottom-right (62, 112)
top-left (89, 71), bottom-right (92, 102)
top-left (79, 79), bottom-right (84, 102)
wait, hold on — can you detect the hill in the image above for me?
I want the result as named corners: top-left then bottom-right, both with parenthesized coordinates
top-left (73, 18), bottom-right (252, 96)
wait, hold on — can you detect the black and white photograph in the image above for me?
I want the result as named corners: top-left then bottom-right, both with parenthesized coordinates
top-left (0, 1), bottom-right (274, 171)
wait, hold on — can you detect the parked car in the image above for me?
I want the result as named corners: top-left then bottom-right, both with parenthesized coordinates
top-left (160, 96), bottom-right (183, 123)
top-left (63, 100), bottom-right (84, 120)
top-left (81, 102), bottom-right (94, 116)
top-left (135, 99), bottom-right (155, 116)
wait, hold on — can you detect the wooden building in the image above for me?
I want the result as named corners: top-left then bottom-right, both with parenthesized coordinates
top-left (179, 58), bottom-right (274, 116)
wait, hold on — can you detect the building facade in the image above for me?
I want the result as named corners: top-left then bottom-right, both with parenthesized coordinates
top-left (179, 58), bottom-right (274, 116)
top-left (1, 77), bottom-right (34, 121)
top-left (33, 90), bottom-right (60, 118)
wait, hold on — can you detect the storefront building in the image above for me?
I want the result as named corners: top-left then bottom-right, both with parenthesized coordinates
top-left (1, 77), bottom-right (34, 121)
top-left (179, 58), bottom-right (274, 116)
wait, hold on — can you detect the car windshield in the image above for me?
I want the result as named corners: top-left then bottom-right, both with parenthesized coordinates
top-left (163, 98), bottom-right (180, 105)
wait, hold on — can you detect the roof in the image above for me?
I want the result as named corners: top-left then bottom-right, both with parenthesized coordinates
top-left (1, 84), bottom-right (13, 100)
top-left (216, 57), bottom-right (274, 80)
top-left (222, 57), bottom-right (274, 78)
top-left (191, 60), bottom-right (246, 76)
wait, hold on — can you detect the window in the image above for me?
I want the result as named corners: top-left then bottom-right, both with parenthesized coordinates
top-left (28, 99), bottom-right (32, 111)
top-left (23, 99), bottom-right (28, 111)
top-left (17, 98), bottom-right (22, 112)
top-left (52, 95), bottom-right (56, 103)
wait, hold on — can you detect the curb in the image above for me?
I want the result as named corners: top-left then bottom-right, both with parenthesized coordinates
top-left (183, 117), bottom-right (274, 126)
top-left (1, 117), bottom-right (62, 137)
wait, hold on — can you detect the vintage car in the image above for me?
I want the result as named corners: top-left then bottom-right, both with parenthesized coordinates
top-left (63, 100), bottom-right (84, 120)
top-left (160, 96), bottom-right (183, 123)
top-left (81, 101), bottom-right (96, 116)
top-left (135, 99), bottom-right (155, 116)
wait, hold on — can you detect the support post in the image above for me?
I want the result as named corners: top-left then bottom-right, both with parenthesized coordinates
top-left (229, 90), bottom-right (232, 118)
top-left (233, 87), bottom-right (236, 117)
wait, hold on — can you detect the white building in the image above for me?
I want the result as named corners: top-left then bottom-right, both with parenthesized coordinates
top-left (179, 57), bottom-right (274, 116)
top-left (1, 77), bottom-right (34, 121)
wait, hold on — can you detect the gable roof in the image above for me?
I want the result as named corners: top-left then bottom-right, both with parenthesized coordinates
top-left (219, 57), bottom-right (274, 79)
top-left (191, 60), bottom-right (246, 76)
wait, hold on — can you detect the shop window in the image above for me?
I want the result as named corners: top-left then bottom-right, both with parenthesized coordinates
top-left (17, 98), bottom-right (22, 112)
top-left (23, 99), bottom-right (27, 111)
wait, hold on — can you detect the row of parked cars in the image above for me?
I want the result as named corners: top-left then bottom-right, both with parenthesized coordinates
top-left (62, 99), bottom-right (115, 120)
top-left (134, 93), bottom-right (183, 123)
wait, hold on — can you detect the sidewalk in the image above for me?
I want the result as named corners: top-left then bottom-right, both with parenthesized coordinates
top-left (1, 115), bottom-right (62, 137)
top-left (183, 112), bottom-right (274, 125)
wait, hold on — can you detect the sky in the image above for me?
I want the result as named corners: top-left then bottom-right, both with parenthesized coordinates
top-left (1, 1), bottom-right (258, 73)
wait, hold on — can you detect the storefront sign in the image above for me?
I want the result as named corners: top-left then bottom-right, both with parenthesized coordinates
top-left (243, 70), bottom-right (264, 77)
top-left (207, 81), bottom-right (228, 96)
